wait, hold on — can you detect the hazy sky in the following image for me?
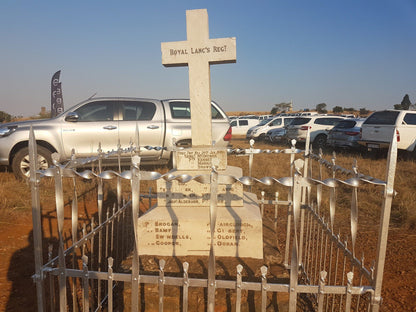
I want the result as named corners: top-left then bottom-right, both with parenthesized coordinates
top-left (1, 0), bottom-right (415, 116)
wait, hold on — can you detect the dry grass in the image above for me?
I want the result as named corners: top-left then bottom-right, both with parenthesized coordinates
top-left (0, 138), bottom-right (415, 230)
top-left (229, 137), bottom-right (416, 230)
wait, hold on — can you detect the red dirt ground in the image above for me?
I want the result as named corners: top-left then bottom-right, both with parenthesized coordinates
top-left (0, 179), bottom-right (416, 311)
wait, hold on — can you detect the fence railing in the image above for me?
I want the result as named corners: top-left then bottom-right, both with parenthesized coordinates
top-left (29, 127), bottom-right (397, 311)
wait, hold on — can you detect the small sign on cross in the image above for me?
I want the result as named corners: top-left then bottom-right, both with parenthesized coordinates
top-left (161, 9), bottom-right (236, 147)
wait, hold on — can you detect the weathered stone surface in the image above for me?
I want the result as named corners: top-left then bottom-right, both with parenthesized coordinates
top-left (156, 166), bottom-right (243, 207)
top-left (137, 192), bottom-right (262, 258)
top-left (175, 148), bottom-right (227, 171)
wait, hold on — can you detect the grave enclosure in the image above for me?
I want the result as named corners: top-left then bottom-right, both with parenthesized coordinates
top-left (28, 9), bottom-right (397, 312)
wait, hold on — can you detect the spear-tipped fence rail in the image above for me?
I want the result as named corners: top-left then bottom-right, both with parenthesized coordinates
top-left (28, 127), bottom-right (397, 311)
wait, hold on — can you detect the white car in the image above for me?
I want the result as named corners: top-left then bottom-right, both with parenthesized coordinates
top-left (230, 118), bottom-right (259, 136)
top-left (286, 115), bottom-right (345, 147)
top-left (246, 116), bottom-right (295, 140)
top-left (265, 127), bottom-right (287, 143)
top-left (359, 110), bottom-right (416, 152)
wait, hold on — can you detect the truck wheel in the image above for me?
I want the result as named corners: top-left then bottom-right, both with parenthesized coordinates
top-left (313, 134), bottom-right (327, 149)
top-left (11, 146), bottom-right (52, 180)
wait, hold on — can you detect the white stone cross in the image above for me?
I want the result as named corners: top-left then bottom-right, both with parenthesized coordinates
top-left (161, 9), bottom-right (236, 147)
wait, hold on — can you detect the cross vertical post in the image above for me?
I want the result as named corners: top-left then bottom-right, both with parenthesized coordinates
top-left (161, 9), bottom-right (236, 147)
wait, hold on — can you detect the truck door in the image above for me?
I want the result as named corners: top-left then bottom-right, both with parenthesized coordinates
top-left (117, 100), bottom-right (164, 159)
top-left (61, 100), bottom-right (119, 157)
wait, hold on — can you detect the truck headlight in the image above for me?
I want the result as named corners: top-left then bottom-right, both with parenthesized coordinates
top-left (0, 126), bottom-right (17, 137)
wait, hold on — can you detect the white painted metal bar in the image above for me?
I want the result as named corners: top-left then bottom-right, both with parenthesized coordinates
top-left (208, 165), bottom-right (219, 312)
top-left (182, 262), bottom-right (189, 312)
top-left (29, 126), bottom-right (45, 311)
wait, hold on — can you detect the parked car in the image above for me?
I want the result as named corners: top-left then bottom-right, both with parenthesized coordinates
top-left (0, 97), bottom-right (231, 179)
top-left (327, 118), bottom-right (366, 149)
top-left (258, 114), bottom-right (273, 121)
top-left (359, 110), bottom-right (416, 152)
top-left (247, 116), bottom-right (295, 140)
top-left (230, 118), bottom-right (259, 136)
top-left (265, 127), bottom-right (287, 143)
top-left (285, 115), bottom-right (345, 147)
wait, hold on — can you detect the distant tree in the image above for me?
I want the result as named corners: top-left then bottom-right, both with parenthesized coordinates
top-left (394, 94), bottom-right (412, 110)
top-left (332, 106), bottom-right (343, 113)
top-left (316, 103), bottom-right (327, 114)
top-left (401, 94), bottom-right (411, 110)
top-left (270, 106), bottom-right (279, 115)
top-left (344, 107), bottom-right (355, 112)
top-left (359, 108), bottom-right (369, 116)
top-left (39, 107), bottom-right (51, 119)
top-left (0, 111), bottom-right (12, 123)
top-left (271, 102), bottom-right (292, 114)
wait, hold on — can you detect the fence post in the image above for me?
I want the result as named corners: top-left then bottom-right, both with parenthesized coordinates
top-left (183, 262), bottom-right (189, 312)
top-left (28, 126), bottom-right (45, 311)
top-left (236, 264), bottom-right (243, 312)
top-left (107, 257), bottom-right (114, 312)
top-left (261, 266), bottom-right (268, 312)
top-left (131, 155), bottom-right (141, 312)
top-left (288, 172), bottom-right (302, 311)
top-left (345, 272), bottom-right (354, 311)
top-left (82, 256), bottom-right (89, 312)
top-left (158, 259), bottom-right (166, 312)
top-left (371, 128), bottom-right (398, 312)
top-left (51, 153), bottom-right (68, 311)
top-left (71, 168), bottom-right (79, 312)
top-left (208, 163), bottom-right (219, 312)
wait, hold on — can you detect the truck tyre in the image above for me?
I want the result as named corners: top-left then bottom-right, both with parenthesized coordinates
top-left (313, 134), bottom-right (327, 149)
top-left (11, 146), bottom-right (52, 180)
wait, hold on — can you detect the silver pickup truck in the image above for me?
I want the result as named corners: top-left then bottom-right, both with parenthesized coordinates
top-left (0, 97), bottom-right (232, 179)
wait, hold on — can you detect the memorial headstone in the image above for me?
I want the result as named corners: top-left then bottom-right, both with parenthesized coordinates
top-left (137, 9), bottom-right (263, 259)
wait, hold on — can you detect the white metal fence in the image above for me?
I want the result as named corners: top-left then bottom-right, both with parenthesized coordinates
top-left (28, 127), bottom-right (397, 311)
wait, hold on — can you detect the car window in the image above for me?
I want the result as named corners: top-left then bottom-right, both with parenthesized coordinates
top-left (291, 117), bottom-right (311, 126)
top-left (74, 101), bottom-right (115, 122)
top-left (211, 105), bottom-right (223, 119)
top-left (284, 118), bottom-right (294, 125)
top-left (122, 101), bottom-right (156, 121)
top-left (230, 120), bottom-right (237, 127)
top-left (364, 111), bottom-right (399, 125)
top-left (170, 101), bottom-right (223, 119)
top-left (170, 101), bottom-right (191, 118)
top-left (271, 118), bottom-right (282, 126)
top-left (334, 120), bottom-right (356, 129)
top-left (315, 118), bottom-right (342, 125)
top-left (239, 120), bottom-right (248, 126)
top-left (403, 113), bottom-right (416, 125)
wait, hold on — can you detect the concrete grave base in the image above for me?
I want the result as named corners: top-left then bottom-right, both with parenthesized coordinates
top-left (137, 192), bottom-right (263, 259)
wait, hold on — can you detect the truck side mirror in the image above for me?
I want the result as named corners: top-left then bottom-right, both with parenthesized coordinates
top-left (65, 112), bottom-right (79, 122)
